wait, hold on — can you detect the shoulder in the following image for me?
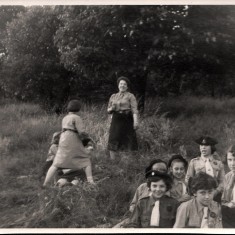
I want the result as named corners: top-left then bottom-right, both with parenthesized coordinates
top-left (225, 171), bottom-right (233, 178)
top-left (137, 182), bottom-right (148, 190)
top-left (70, 114), bottom-right (82, 121)
top-left (162, 195), bottom-right (179, 204)
top-left (190, 157), bottom-right (200, 164)
top-left (127, 92), bottom-right (136, 98)
top-left (178, 198), bottom-right (194, 210)
top-left (211, 158), bottom-right (224, 167)
top-left (139, 194), bottom-right (151, 202)
top-left (110, 93), bottom-right (117, 99)
top-left (161, 195), bottom-right (179, 205)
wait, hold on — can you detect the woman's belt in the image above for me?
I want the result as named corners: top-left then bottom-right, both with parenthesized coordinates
top-left (62, 128), bottom-right (78, 133)
top-left (115, 110), bottom-right (132, 114)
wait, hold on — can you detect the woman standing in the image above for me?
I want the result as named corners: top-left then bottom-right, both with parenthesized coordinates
top-left (107, 76), bottom-right (139, 160)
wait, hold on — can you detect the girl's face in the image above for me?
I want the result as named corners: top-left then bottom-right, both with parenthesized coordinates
top-left (171, 161), bottom-right (185, 180)
top-left (200, 145), bottom-right (212, 157)
top-left (194, 189), bottom-right (214, 207)
top-left (152, 163), bottom-right (167, 173)
top-left (227, 152), bottom-right (235, 172)
top-left (118, 80), bottom-right (128, 93)
top-left (150, 180), bottom-right (167, 199)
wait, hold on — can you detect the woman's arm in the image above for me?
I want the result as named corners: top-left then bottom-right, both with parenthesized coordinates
top-left (107, 94), bottom-right (115, 114)
top-left (129, 94), bottom-right (139, 129)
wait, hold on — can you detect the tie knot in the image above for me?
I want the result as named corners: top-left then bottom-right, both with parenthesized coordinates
top-left (155, 200), bottom-right (159, 206)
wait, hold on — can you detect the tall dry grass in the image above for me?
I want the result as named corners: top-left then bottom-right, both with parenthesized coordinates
top-left (0, 96), bottom-right (235, 227)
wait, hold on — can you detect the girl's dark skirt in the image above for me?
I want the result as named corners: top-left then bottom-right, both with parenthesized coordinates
top-left (107, 112), bottom-right (138, 151)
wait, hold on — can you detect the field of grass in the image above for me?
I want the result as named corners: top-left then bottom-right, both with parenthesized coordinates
top-left (0, 96), bottom-right (234, 228)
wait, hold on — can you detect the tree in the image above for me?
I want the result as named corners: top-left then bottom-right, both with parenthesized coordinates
top-left (2, 6), bottom-right (73, 109)
top-left (54, 5), bottom-right (188, 112)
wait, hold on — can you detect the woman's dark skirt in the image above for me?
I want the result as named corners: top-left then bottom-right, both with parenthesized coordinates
top-left (222, 205), bottom-right (235, 228)
top-left (107, 112), bottom-right (138, 151)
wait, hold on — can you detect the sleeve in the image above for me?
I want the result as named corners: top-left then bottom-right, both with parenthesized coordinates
top-left (47, 145), bottom-right (58, 161)
top-left (126, 201), bottom-right (142, 228)
top-left (221, 175), bottom-right (233, 205)
top-left (173, 203), bottom-right (189, 228)
top-left (129, 93), bottom-right (138, 114)
top-left (107, 94), bottom-right (115, 111)
top-left (129, 185), bottom-right (144, 212)
top-left (74, 115), bottom-right (85, 133)
top-left (185, 160), bottom-right (195, 185)
top-left (216, 162), bottom-right (225, 193)
top-left (74, 115), bottom-right (90, 143)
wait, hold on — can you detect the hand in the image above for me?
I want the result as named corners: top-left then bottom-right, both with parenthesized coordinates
top-left (133, 122), bottom-right (138, 130)
top-left (227, 202), bottom-right (235, 208)
top-left (107, 107), bottom-right (113, 114)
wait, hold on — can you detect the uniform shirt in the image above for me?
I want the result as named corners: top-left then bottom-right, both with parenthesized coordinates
top-left (129, 183), bottom-right (151, 212)
top-left (185, 156), bottom-right (225, 193)
top-left (173, 197), bottom-right (222, 228)
top-left (222, 171), bottom-right (235, 205)
top-left (108, 91), bottom-right (138, 114)
top-left (167, 178), bottom-right (190, 202)
top-left (127, 194), bottom-right (179, 228)
top-left (46, 144), bottom-right (58, 161)
top-left (62, 113), bottom-right (85, 133)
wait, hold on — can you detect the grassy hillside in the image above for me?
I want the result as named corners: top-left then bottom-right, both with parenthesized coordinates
top-left (0, 96), bottom-right (234, 228)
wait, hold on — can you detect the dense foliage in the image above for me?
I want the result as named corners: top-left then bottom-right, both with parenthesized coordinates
top-left (0, 5), bottom-right (235, 110)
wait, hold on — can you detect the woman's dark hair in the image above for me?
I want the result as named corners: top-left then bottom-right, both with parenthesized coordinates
top-left (147, 172), bottom-right (173, 191)
top-left (211, 145), bottom-right (216, 154)
top-left (117, 76), bottom-right (130, 88)
top-left (188, 172), bottom-right (217, 196)
top-left (145, 159), bottom-right (168, 176)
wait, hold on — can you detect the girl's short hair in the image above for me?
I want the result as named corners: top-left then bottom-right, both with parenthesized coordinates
top-left (67, 99), bottom-right (81, 112)
top-left (147, 172), bottom-right (173, 191)
top-left (145, 159), bottom-right (168, 176)
top-left (188, 172), bottom-right (217, 196)
top-left (226, 145), bottom-right (235, 156)
top-left (167, 154), bottom-right (188, 169)
top-left (117, 76), bottom-right (130, 88)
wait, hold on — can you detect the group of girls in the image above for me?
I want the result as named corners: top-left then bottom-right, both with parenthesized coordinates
top-left (40, 75), bottom-right (235, 228)
top-left (117, 136), bottom-right (235, 228)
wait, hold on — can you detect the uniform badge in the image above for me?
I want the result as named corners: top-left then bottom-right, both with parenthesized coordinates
top-left (202, 139), bottom-right (206, 144)
top-left (210, 212), bottom-right (216, 218)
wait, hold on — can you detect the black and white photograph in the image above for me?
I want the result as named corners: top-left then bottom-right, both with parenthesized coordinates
top-left (0, 2), bottom-right (235, 233)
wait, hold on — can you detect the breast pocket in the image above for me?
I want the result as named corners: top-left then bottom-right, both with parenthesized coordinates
top-left (195, 166), bottom-right (205, 173)
top-left (160, 205), bottom-right (177, 228)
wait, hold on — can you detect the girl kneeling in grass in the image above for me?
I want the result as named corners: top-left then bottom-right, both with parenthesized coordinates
top-left (126, 171), bottom-right (179, 228)
top-left (43, 99), bottom-right (95, 187)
